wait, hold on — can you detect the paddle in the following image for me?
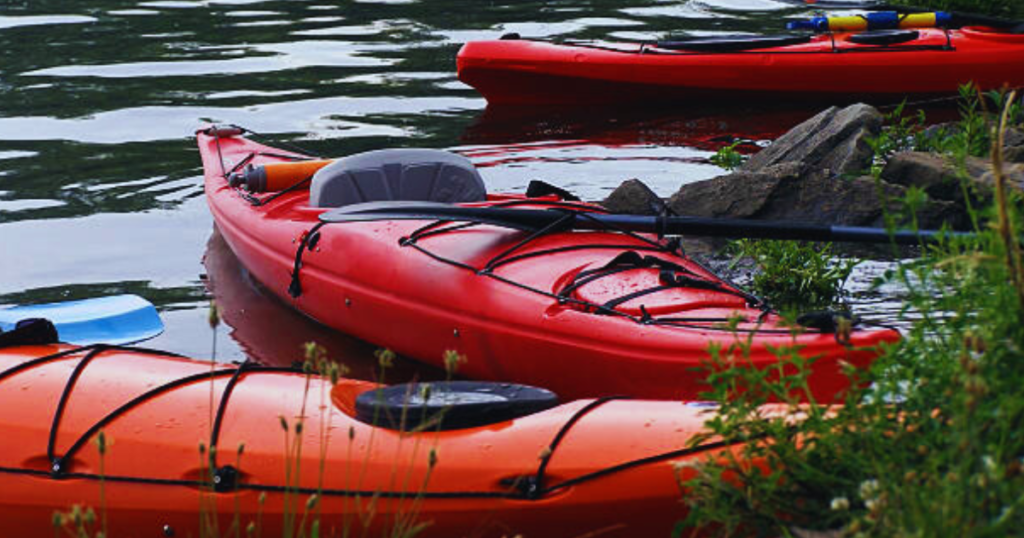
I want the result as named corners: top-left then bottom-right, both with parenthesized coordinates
top-left (320, 201), bottom-right (968, 246)
top-left (0, 294), bottom-right (164, 345)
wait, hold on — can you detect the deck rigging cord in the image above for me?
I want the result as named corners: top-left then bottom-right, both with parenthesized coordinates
top-left (204, 125), bottom-right (797, 334)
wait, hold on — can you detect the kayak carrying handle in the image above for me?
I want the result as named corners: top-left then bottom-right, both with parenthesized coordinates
top-left (288, 222), bottom-right (328, 298)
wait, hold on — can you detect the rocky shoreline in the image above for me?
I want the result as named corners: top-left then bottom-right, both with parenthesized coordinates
top-left (603, 103), bottom-right (1024, 232)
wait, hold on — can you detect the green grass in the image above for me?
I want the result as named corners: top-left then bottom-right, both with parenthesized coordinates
top-left (675, 92), bottom-right (1024, 538)
top-left (728, 239), bottom-right (859, 313)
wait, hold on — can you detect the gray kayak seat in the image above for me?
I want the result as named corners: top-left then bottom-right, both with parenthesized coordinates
top-left (309, 148), bottom-right (487, 208)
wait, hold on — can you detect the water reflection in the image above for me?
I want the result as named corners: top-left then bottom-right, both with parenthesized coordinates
top-left (457, 104), bottom-right (815, 197)
top-left (203, 227), bottom-right (443, 381)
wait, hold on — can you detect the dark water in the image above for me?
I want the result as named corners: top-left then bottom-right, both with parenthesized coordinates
top-left (1, 0), bottom-right (888, 373)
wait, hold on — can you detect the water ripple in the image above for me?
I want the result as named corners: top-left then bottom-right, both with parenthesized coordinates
top-left (23, 41), bottom-right (401, 78)
top-left (0, 15), bottom-right (96, 30)
top-left (0, 96), bottom-right (480, 143)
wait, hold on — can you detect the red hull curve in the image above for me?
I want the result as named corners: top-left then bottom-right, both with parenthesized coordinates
top-left (456, 28), bottom-right (1024, 105)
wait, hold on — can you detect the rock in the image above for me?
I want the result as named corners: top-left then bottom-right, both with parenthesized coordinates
top-left (880, 152), bottom-right (988, 203)
top-left (1006, 147), bottom-right (1024, 164)
top-left (1003, 127), bottom-right (1024, 149)
top-left (662, 103), bottom-right (989, 236)
top-left (747, 171), bottom-right (904, 227)
top-left (668, 166), bottom-right (969, 230)
top-left (1002, 127), bottom-right (1024, 163)
top-left (601, 178), bottom-right (665, 215)
top-left (882, 151), bottom-right (1024, 203)
top-left (976, 161), bottom-right (1024, 191)
top-left (667, 163), bottom-right (804, 219)
top-left (742, 104), bottom-right (882, 177)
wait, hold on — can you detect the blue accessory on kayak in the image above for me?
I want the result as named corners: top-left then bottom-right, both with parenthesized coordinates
top-left (0, 294), bottom-right (164, 345)
top-left (787, 11), bottom-right (953, 32)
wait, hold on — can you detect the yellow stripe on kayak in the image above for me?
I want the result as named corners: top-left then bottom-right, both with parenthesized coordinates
top-left (826, 13), bottom-right (939, 32)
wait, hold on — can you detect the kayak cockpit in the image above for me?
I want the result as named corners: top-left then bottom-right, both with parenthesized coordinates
top-left (219, 140), bottom-right (488, 210)
top-left (332, 379), bottom-right (560, 431)
top-left (309, 149), bottom-right (486, 208)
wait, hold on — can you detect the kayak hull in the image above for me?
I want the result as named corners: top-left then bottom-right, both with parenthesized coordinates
top-left (456, 28), bottom-right (1024, 105)
top-left (199, 131), bottom-right (899, 402)
top-left (0, 344), bottom-right (747, 537)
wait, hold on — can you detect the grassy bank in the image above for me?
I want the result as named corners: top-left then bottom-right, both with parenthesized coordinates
top-left (679, 93), bottom-right (1024, 537)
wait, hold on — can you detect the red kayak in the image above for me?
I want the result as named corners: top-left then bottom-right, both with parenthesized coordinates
top-left (456, 27), bottom-right (1024, 105)
top-left (199, 127), bottom-right (899, 401)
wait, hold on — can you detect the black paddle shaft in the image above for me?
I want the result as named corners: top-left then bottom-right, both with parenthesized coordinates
top-left (321, 202), bottom-right (965, 245)
top-left (579, 213), bottom-right (957, 245)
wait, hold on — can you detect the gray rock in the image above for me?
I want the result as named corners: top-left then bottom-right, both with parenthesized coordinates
top-left (668, 166), bottom-right (968, 230)
top-left (882, 151), bottom-right (1024, 203)
top-left (1003, 127), bottom-right (1024, 149)
top-left (750, 170), bottom-right (904, 227)
top-left (1002, 128), bottom-right (1024, 163)
top-left (667, 163), bottom-right (804, 219)
top-left (742, 104), bottom-right (882, 177)
top-left (601, 178), bottom-right (665, 215)
top-left (975, 161), bottom-right (1024, 192)
top-left (881, 152), bottom-right (983, 203)
top-left (1004, 147), bottom-right (1024, 164)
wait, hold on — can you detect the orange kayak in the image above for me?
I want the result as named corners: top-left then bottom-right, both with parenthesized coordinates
top-left (0, 343), bottom-right (756, 537)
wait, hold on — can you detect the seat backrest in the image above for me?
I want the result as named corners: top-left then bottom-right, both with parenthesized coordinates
top-left (309, 148), bottom-right (486, 208)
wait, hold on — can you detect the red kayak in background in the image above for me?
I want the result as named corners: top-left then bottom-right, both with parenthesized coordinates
top-left (456, 27), bottom-right (1024, 105)
top-left (199, 127), bottom-right (899, 402)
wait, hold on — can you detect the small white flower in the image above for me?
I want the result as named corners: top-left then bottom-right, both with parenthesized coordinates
top-left (830, 497), bottom-right (850, 511)
top-left (859, 479), bottom-right (880, 500)
top-left (865, 498), bottom-right (880, 512)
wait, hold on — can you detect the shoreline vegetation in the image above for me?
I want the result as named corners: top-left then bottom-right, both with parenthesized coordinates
top-left (678, 89), bottom-right (1024, 537)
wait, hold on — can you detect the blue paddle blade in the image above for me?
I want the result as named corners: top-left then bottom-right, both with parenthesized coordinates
top-left (0, 294), bottom-right (164, 345)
